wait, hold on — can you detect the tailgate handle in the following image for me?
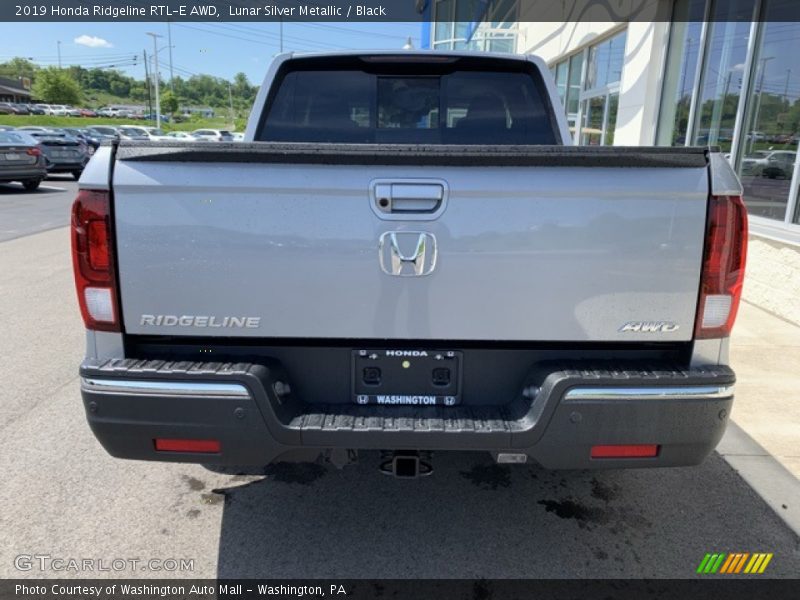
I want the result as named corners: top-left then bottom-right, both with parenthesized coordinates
top-left (375, 183), bottom-right (443, 214)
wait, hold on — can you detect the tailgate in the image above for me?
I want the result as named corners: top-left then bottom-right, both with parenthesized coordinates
top-left (112, 144), bottom-right (709, 342)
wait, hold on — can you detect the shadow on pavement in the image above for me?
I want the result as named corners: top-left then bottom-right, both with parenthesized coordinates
top-left (211, 451), bottom-right (800, 578)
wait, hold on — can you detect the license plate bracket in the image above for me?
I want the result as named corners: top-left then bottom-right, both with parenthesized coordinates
top-left (352, 349), bottom-right (462, 406)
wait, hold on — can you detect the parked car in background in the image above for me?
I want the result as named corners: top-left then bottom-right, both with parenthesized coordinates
top-left (34, 104), bottom-right (52, 114)
top-left (16, 126), bottom-right (53, 133)
top-left (191, 128), bottom-right (234, 142)
top-left (741, 150), bottom-right (797, 177)
top-left (25, 104), bottom-right (45, 115)
top-left (231, 132), bottom-right (245, 142)
top-left (0, 130), bottom-right (47, 191)
top-left (143, 113), bottom-right (169, 123)
top-left (760, 151), bottom-right (797, 179)
top-left (86, 125), bottom-right (119, 140)
top-left (0, 102), bottom-right (20, 115)
top-left (57, 128), bottom-right (100, 153)
top-left (48, 105), bottom-right (70, 116)
top-left (26, 129), bottom-right (90, 179)
top-left (117, 126), bottom-right (150, 141)
top-left (141, 127), bottom-right (172, 141)
top-left (79, 108), bottom-right (97, 118)
top-left (64, 106), bottom-right (82, 117)
top-left (165, 131), bottom-right (205, 141)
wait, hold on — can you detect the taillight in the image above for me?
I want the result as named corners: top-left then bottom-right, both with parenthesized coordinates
top-left (26, 147), bottom-right (41, 157)
top-left (695, 195), bottom-right (748, 339)
top-left (71, 189), bottom-right (120, 332)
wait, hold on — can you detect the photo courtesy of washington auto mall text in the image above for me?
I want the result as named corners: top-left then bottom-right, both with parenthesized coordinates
top-left (1, 1), bottom-right (800, 600)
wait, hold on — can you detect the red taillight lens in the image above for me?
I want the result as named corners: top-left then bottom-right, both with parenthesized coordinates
top-left (591, 444), bottom-right (659, 458)
top-left (71, 189), bottom-right (120, 332)
top-left (154, 439), bottom-right (221, 453)
top-left (26, 147), bottom-right (41, 157)
top-left (695, 195), bottom-right (748, 339)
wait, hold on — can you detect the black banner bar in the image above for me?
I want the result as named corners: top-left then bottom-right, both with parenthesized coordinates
top-left (3, 0), bottom-right (800, 22)
top-left (3, 579), bottom-right (800, 600)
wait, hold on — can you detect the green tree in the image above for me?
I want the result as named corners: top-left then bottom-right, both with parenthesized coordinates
top-left (160, 90), bottom-right (179, 114)
top-left (31, 67), bottom-right (82, 104)
top-left (0, 57), bottom-right (38, 80)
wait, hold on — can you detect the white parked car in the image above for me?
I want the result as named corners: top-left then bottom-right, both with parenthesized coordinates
top-left (116, 126), bottom-right (150, 141)
top-left (231, 132), bottom-right (245, 142)
top-left (191, 129), bottom-right (234, 142)
top-left (141, 127), bottom-right (173, 141)
top-left (165, 131), bottom-right (206, 142)
top-left (49, 105), bottom-right (69, 116)
top-left (741, 150), bottom-right (797, 177)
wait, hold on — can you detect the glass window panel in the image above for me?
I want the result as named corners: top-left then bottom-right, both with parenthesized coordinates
top-left (454, 22), bottom-right (470, 40)
top-left (738, 19), bottom-right (800, 221)
top-left (555, 61), bottom-right (568, 106)
top-left (434, 0), bottom-right (453, 42)
top-left (586, 30), bottom-right (627, 90)
top-left (656, 0), bottom-right (706, 145)
top-left (581, 96), bottom-right (606, 145)
top-left (566, 52), bottom-right (584, 116)
top-left (692, 0), bottom-right (753, 150)
top-left (605, 93), bottom-right (619, 146)
top-left (488, 38), bottom-right (514, 53)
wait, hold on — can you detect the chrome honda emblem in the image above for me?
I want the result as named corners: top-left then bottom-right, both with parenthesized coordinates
top-left (378, 231), bottom-right (437, 277)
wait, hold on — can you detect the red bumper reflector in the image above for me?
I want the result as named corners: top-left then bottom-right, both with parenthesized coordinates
top-left (154, 439), bottom-right (221, 453)
top-left (591, 444), bottom-right (659, 458)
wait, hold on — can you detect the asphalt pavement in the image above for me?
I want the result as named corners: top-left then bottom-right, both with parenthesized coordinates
top-left (1, 181), bottom-right (799, 579)
top-left (0, 175), bottom-right (78, 242)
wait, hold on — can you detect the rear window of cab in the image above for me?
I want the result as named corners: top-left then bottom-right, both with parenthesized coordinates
top-left (258, 56), bottom-right (559, 145)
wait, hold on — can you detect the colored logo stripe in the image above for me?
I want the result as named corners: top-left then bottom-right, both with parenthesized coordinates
top-left (698, 553), bottom-right (773, 574)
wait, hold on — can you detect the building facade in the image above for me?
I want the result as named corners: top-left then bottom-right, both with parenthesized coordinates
top-left (426, 0), bottom-right (800, 324)
top-left (0, 77), bottom-right (32, 103)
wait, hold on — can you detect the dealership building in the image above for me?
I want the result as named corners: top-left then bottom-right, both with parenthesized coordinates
top-left (423, 0), bottom-right (800, 324)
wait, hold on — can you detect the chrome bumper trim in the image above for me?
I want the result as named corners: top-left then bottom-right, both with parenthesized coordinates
top-left (80, 377), bottom-right (250, 398)
top-left (564, 385), bottom-right (735, 402)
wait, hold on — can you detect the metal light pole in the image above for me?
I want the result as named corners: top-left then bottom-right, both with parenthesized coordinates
top-left (784, 69), bottom-right (792, 104)
top-left (57, 41), bottom-right (62, 68)
top-left (228, 84), bottom-right (235, 129)
top-left (167, 21), bottom-right (175, 92)
top-left (146, 32), bottom-right (163, 126)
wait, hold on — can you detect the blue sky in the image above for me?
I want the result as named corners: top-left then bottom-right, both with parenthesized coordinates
top-left (0, 22), bottom-right (422, 84)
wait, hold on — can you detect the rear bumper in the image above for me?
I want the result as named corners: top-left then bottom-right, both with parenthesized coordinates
top-left (44, 157), bottom-right (87, 172)
top-left (80, 359), bottom-right (735, 469)
top-left (0, 165), bottom-right (47, 181)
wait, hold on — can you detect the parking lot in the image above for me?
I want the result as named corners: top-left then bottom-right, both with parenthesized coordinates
top-left (1, 179), bottom-right (799, 579)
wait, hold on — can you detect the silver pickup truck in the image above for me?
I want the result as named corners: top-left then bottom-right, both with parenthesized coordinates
top-left (73, 51), bottom-right (747, 477)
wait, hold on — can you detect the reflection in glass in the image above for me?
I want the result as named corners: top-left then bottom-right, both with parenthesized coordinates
top-left (581, 96), bottom-right (606, 145)
top-left (692, 1), bottom-right (754, 150)
top-left (567, 53), bottom-right (584, 116)
top-left (585, 31), bottom-right (627, 91)
top-left (554, 62), bottom-right (568, 106)
top-left (656, 0), bottom-right (705, 145)
top-left (605, 93), bottom-right (619, 146)
top-left (738, 19), bottom-right (800, 221)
